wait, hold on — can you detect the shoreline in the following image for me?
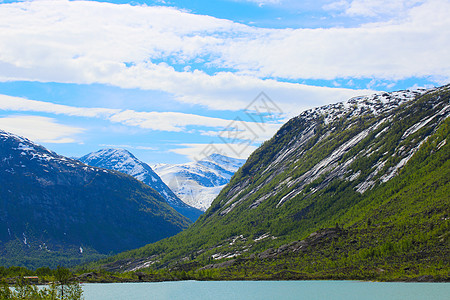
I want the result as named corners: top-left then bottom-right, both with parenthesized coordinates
top-left (5, 275), bottom-right (448, 285)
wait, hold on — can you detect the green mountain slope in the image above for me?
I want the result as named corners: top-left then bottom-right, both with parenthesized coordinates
top-left (93, 85), bottom-right (449, 281)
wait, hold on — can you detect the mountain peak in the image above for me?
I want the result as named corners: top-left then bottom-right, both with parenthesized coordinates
top-left (102, 85), bottom-right (450, 278)
top-left (82, 148), bottom-right (134, 160)
top-left (0, 130), bottom-right (191, 268)
top-left (0, 129), bottom-right (91, 172)
top-left (201, 153), bottom-right (246, 165)
top-left (153, 153), bottom-right (246, 211)
top-left (299, 87), bottom-right (432, 127)
top-left (79, 148), bottom-right (203, 221)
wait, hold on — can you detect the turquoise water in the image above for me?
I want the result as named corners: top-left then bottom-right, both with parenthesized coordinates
top-left (82, 280), bottom-right (450, 300)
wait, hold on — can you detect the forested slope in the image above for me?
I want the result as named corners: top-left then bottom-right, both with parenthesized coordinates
top-left (92, 85), bottom-right (449, 281)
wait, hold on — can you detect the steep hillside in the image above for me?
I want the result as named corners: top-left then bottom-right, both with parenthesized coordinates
top-left (0, 132), bottom-right (191, 269)
top-left (79, 149), bottom-right (202, 221)
top-left (153, 154), bottom-right (245, 211)
top-left (95, 85), bottom-right (449, 281)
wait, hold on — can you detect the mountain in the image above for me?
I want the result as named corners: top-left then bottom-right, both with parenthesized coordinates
top-left (0, 131), bottom-right (191, 269)
top-left (96, 85), bottom-right (449, 281)
top-left (153, 154), bottom-right (246, 211)
top-left (78, 149), bottom-right (202, 222)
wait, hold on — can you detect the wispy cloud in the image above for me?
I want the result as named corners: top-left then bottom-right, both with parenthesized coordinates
top-left (0, 93), bottom-right (285, 158)
top-left (0, 115), bottom-right (84, 143)
top-left (170, 143), bottom-right (258, 160)
top-left (324, 0), bottom-right (425, 17)
top-left (0, 94), bottom-right (119, 117)
top-left (99, 144), bottom-right (158, 151)
top-left (199, 121), bottom-right (281, 143)
top-left (108, 110), bottom-right (235, 131)
top-left (0, 94), bottom-right (275, 134)
top-left (237, 0), bottom-right (282, 7)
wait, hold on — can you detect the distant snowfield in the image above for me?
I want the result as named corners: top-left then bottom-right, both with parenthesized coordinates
top-left (79, 148), bottom-right (194, 209)
top-left (153, 154), bottom-right (245, 211)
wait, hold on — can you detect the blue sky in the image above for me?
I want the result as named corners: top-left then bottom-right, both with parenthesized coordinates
top-left (0, 0), bottom-right (449, 164)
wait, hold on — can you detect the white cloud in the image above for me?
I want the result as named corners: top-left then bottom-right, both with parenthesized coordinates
top-left (0, 94), bottom-right (119, 117)
top-left (199, 121), bottom-right (282, 144)
top-left (0, 0), bottom-right (447, 113)
top-left (0, 95), bottom-right (280, 157)
top-left (0, 115), bottom-right (84, 143)
top-left (217, 1), bottom-right (450, 81)
top-left (170, 143), bottom-right (258, 161)
top-left (0, 94), bottom-right (287, 159)
top-left (99, 144), bottom-right (158, 151)
top-left (110, 64), bottom-right (371, 114)
top-left (238, 0), bottom-right (282, 6)
top-left (0, 93), bottom-right (281, 134)
top-left (108, 110), bottom-right (235, 131)
top-left (323, 0), bottom-right (349, 11)
top-left (326, 0), bottom-right (425, 17)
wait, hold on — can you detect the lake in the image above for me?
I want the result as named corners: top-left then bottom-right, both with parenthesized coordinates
top-left (82, 280), bottom-right (450, 300)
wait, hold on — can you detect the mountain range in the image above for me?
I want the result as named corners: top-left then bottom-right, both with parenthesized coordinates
top-left (96, 85), bottom-right (449, 281)
top-left (0, 131), bottom-right (191, 268)
top-left (153, 154), bottom-right (246, 211)
top-left (79, 149), bottom-right (202, 222)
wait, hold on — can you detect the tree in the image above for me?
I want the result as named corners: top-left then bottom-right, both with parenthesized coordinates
top-left (0, 280), bottom-right (12, 299)
top-left (55, 266), bottom-right (72, 299)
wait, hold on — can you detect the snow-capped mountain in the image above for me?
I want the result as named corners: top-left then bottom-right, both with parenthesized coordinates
top-left (0, 130), bottom-right (190, 268)
top-left (79, 149), bottom-right (202, 221)
top-left (104, 85), bottom-right (450, 274)
top-left (303, 88), bottom-right (428, 125)
top-left (153, 154), bottom-right (246, 211)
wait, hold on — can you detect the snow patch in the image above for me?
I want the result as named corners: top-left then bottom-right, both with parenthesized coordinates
top-left (348, 170), bottom-right (361, 181)
top-left (437, 139), bottom-right (446, 150)
top-left (153, 154), bottom-right (245, 211)
top-left (355, 180), bottom-right (375, 194)
top-left (254, 233), bottom-right (271, 242)
top-left (212, 252), bottom-right (240, 260)
top-left (128, 260), bottom-right (157, 272)
top-left (17, 143), bottom-right (35, 152)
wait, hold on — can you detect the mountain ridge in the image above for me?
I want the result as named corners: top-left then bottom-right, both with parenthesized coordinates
top-left (153, 153), bottom-right (246, 211)
top-left (0, 131), bottom-right (191, 268)
top-left (92, 85), bottom-right (449, 281)
top-left (79, 148), bottom-right (202, 221)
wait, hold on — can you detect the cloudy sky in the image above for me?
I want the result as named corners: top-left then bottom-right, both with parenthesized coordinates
top-left (0, 0), bottom-right (449, 164)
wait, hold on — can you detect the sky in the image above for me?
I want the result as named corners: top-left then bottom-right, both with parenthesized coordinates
top-left (0, 0), bottom-right (449, 164)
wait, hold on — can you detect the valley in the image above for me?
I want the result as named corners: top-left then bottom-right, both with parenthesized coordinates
top-left (83, 85), bottom-right (449, 282)
top-left (0, 85), bottom-right (448, 282)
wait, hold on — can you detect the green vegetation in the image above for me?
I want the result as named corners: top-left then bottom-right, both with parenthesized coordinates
top-left (5, 86), bottom-right (449, 282)
top-left (0, 133), bottom-right (192, 269)
top-left (0, 266), bottom-right (83, 299)
top-left (0, 241), bottom-right (108, 270)
top-left (83, 86), bottom-right (449, 281)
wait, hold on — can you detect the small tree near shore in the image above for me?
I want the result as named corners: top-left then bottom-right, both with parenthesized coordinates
top-left (55, 266), bottom-right (72, 298)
